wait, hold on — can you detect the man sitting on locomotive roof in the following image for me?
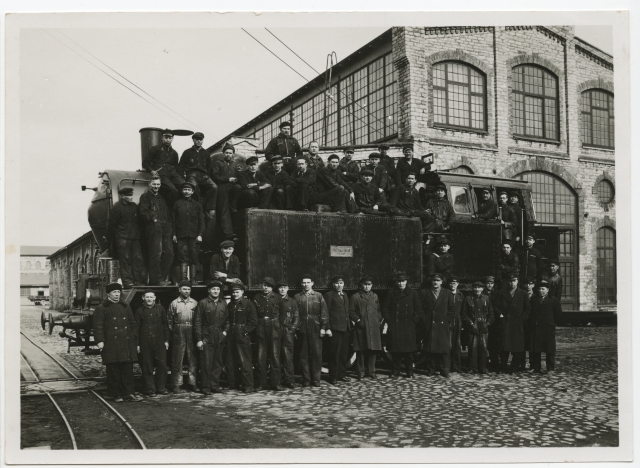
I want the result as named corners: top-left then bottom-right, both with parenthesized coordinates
top-left (238, 156), bottom-right (273, 209)
top-left (389, 173), bottom-right (435, 233)
top-left (352, 169), bottom-right (388, 216)
top-left (519, 235), bottom-right (542, 286)
top-left (178, 132), bottom-right (218, 214)
top-left (426, 235), bottom-right (455, 284)
top-left (266, 156), bottom-right (290, 210)
top-left (172, 181), bottom-right (205, 284)
top-left (316, 154), bottom-right (353, 211)
top-left (108, 187), bottom-right (145, 289)
top-left (134, 291), bottom-right (170, 397)
top-left (396, 144), bottom-right (428, 187)
top-left (209, 240), bottom-right (242, 289)
top-left (448, 276), bottom-right (465, 374)
top-left (168, 280), bottom-right (199, 394)
top-left (277, 279), bottom-right (300, 389)
top-left (498, 240), bottom-right (520, 290)
top-left (142, 129), bottom-right (185, 206)
top-left (508, 191), bottom-right (524, 243)
top-left (285, 157), bottom-right (316, 211)
top-left (307, 140), bottom-right (325, 170)
top-left (210, 143), bottom-right (242, 240)
top-left (425, 183), bottom-right (454, 232)
top-left (365, 152), bottom-right (390, 202)
top-left (498, 191), bottom-right (517, 243)
top-left (264, 121), bottom-right (303, 162)
top-left (461, 281), bottom-right (494, 374)
top-left (477, 188), bottom-right (498, 221)
top-left (338, 146), bottom-right (361, 183)
top-left (225, 282), bottom-right (258, 393)
top-left (138, 177), bottom-right (174, 286)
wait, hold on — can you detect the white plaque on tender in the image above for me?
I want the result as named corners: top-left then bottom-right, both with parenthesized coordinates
top-left (330, 245), bottom-right (353, 257)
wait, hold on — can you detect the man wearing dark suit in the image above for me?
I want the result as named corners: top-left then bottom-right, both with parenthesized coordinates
top-left (389, 173), bottom-right (435, 232)
top-left (266, 156), bottom-right (290, 210)
top-left (238, 156), bottom-right (273, 209)
top-left (448, 276), bottom-right (465, 373)
top-left (324, 275), bottom-right (352, 385)
top-left (494, 274), bottom-right (531, 374)
top-left (285, 157), bottom-right (316, 210)
top-left (421, 273), bottom-right (455, 377)
top-left (396, 144), bottom-right (428, 186)
top-left (528, 280), bottom-right (562, 373)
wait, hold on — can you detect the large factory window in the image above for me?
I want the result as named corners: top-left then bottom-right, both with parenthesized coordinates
top-left (581, 89), bottom-right (614, 149)
top-left (597, 227), bottom-right (617, 305)
top-left (433, 61), bottom-right (486, 132)
top-left (512, 65), bottom-right (559, 142)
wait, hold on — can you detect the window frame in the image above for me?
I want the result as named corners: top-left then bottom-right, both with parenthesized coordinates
top-left (595, 179), bottom-right (615, 204)
top-left (449, 185), bottom-right (474, 215)
top-left (596, 227), bottom-right (617, 305)
top-left (581, 89), bottom-right (615, 150)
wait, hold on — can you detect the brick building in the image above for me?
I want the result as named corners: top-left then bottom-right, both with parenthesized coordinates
top-left (209, 26), bottom-right (616, 311)
top-left (20, 246), bottom-right (58, 298)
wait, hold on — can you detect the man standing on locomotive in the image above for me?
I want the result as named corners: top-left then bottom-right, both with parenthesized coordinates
top-left (477, 188), bottom-right (498, 220)
top-left (94, 282), bottom-right (142, 402)
top-left (168, 280), bottom-right (199, 394)
top-left (210, 143), bottom-right (242, 238)
top-left (225, 282), bottom-right (258, 394)
top-left (324, 275), bottom-right (352, 386)
top-left (498, 241), bottom-right (520, 289)
top-left (277, 280), bottom-right (300, 389)
top-left (238, 156), bottom-right (274, 209)
top-left (508, 191), bottom-right (524, 242)
top-left (264, 121), bottom-right (303, 162)
top-left (266, 156), bottom-right (290, 210)
top-left (294, 274), bottom-right (330, 387)
top-left (519, 235), bottom-right (542, 286)
top-left (142, 129), bottom-right (185, 206)
top-left (543, 260), bottom-right (564, 303)
top-left (285, 157), bottom-right (316, 211)
top-left (350, 276), bottom-right (383, 380)
top-left (209, 240), bottom-right (242, 290)
top-left (172, 181), bottom-right (205, 283)
top-left (253, 277), bottom-right (285, 392)
top-left (425, 183), bottom-right (454, 232)
top-left (178, 132), bottom-right (218, 217)
top-left (108, 187), bottom-right (145, 289)
top-left (421, 273), bottom-right (455, 378)
top-left (498, 191), bottom-right (517, 242)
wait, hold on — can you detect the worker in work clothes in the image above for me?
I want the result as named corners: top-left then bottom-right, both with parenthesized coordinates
top-left (498, 241), bottom-right (520, 290)
top-left (194, 280), bottom-right (229, 395)
top-left (315, 154), bottom-right (353, 212)
top-left (378, 144), bottom-right (398, 198)
top-left (168, 280), bottom-right (199, 393)
top-left (484, 275), bottom-right (503, 373)
top-left (421, 273), bottom-right (455, 378)
top-left (461, 281), bottom-right (494, 374)
top-left (210, 143), bottom-right (242, 239)
top-left (108, 187), bottom-right (145, 288)
top-left (172, 181), bottom-right (205, 283)
top-left (307, 140), bottom-right (325, 170)
top-left (324, 275), bottom-right (352, 385)
top-left (138, 177), bottom-right (174, 286)
top-left (225, 282), bottom-right (258, 394)
top-left (477, 188), bottom-right (498, 220)
top-left (178, 132), bottom-right (217, 212)
top-left (543, 260), bottom-right (564, 302)
top-left (426, 235), bottom-right (455, 284)
top-left (294, 274), bottom-right (330, 387)
top-left (94, 282), bottom-right (142, 402)
top-left (285, 157), bottom-right (317, 211)
top-left (498, 191), bottom-right (518, 242)
top-left (365, 152), bottom-right (390, 202)
top-left (265, 121), bottom-right (303, 161)
top-left (528, 279), bottom-right (563, 374)
top-left (382, 271), bottom-right (422, 379)
top-left (389, 173), bottom-right (435, 232)
top-left (350, 276), bottom-right (383, 380)
top-left (425, 183), bottom-right (454, 232)
top-left (142, 129), bottom-right (185, 206)
top-left (253, 277), bottom-right (285, 392)
top-left (134, 291), bottom-right (170, 396)
top-left (447, 276), bottom-right (465, 373)
top-left (352, 169), bottom-right (389, 215)
top-left (508, 191), bottom-right (525, 242)
top-left (266, 156), bottom-right (291, 210)
top-left (519, 235), bottom-right (543, 286)
top-left (396, 144), bottom-right (429, 187)
top-left (238, 156), bottom-right (274, 209)
top-left (337, 147), bottom-right (361, 183)
top-left (209, 240), bottom-right (242, 290)
top-left (494, 274), bottom-right (531, 374)
top-left (277, 279), bottom-right (300, 388)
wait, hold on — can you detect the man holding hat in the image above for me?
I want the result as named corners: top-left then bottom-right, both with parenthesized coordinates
top-left (285, 157), bottom-right (316, 210)
top-left (389, 173), bottom-right (435, 233)
top-left (477, 188), bottom-right (498, 220)
top-left (528, 280), bottom-right (562, 373)
top-left (352, 169), bottom-right (388, 215)
top-left (107, 187), bottom-right (145, 288)
top-left (209, 240), bottom-right (242, 289)
top-left (519, 235), bottom-right (542, 286)
top-left (421, 273), bottom-right (455, 377)
top-left (382, 272), bottom-right (422, 379)
top-left (338, 147), bottom-right (361, 183)
top-left (461, 281), bottom-right (494, 374)
top-left (134, 291), bottom-right (170, 396)
top-left (173, 181), bottom-right (205, 283)
top-left (315, 154), bottom-right (352, 212)
top-left (168, 280), bottom-right (199, 393)
top-left (94, 283), bottom-right (142, 402)
top-left (350, 276), bottom-right (383, 379)
top-left (194, 280), bottom-right (229, 395)
top-left (253, 277), bottom-right (285, 391)
top-left (225, 282), bottom-right (258, 393)
top-left (498, 241), bottom-right (520, 289)
top-left (324, 275), bottom-right (352, 385)
top-left (294, 274), bottom-right (330, 387)
top-left (396, 144), bottom-right (428, 187)
top-left (426, 235), bottom-right (455, 284)
top-left (277, 280), bottom-right (300, 388)
top-left (425, 184), bottom-right (454, 232)
top-left (178, 132), bottom-right (218, 215)
top-left (143, 129), bottom-right (185, 205)
top-left (210, 143), bottom-right (242, 237)
top-left (494, 274), bottom-right (531, 374)
top-left (542, 260), bottom-right (563, 302)
top-left (238, 156), bottom-right (274, 209)
top-left (266, 156), bottom-right (291, 210)
top-left (448, 276), bottom-right (465, 373)
top-left (265, 121), bottom-right (303, 161)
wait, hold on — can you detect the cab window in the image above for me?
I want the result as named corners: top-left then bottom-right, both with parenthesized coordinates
top-left (450, 186), bottom-right (472, 214)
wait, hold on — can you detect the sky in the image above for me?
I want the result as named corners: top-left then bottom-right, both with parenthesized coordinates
top-left (18, 25), bottom-right (612, 248)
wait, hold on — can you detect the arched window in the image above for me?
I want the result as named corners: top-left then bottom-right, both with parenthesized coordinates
top-left (433, 62), bottom-right (486, 131)
top-left (595, 179), bottom-right (615, 204)
top-left (581, 90), bottom-right (614, 149)
top-left (512, 65), bottom-right (559, 141)
top-left (450, 165), bottom-right (474, 174)
top-left (597, 227), bottom-right (616, 305)
top-left (35, 261), bottom-right (41, 270)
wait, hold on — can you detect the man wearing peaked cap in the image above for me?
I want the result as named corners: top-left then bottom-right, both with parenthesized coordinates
top-left (365, 152), bottom-right (390, 198)
top-left (316, 153), bottom-right (353, 212)
top-left (238, 155), bottom-right (274, 209)
top-left (284, 156), bottom-right (315, 210)
top-left (225, 279), bottom-right (258, 393)
top-left (211, 143), bottom-right (242, 237)
top-left (350, 275), bottom-right (383, 380)
top-left (494, 271), bottom-right (530, 374)
top-left (338, 146), bottom-right (361, 183)
top-left (276, 279), bottom-right (300, 388)
top-left (352, 165), bottom-right (390, 216)
top-left (108, 184), bottom-right (144, 289)
top-left (421, 271), bottom-right (455, 378)
top-left (324, 275), bottom-right (351, 385)
top-left (424, 182), bottom-right (453, 232)
top-left (264, 120), bottom-right (303, 161)
top-left (210, 240), bottom-right (242, 290)
top-left (142, 128), bottom-right (185, 206)
top-left (460, 280), bottom-right (494, 374)
top-left (542, 260), bottom-right (563, 302)
top-left (265, 155), bottom-right (290, 210)
top-left (477, 187), bottom-right (498, 220)
top-left (520, 233), bottom-right (542, 287)
top-left (528, 278), bottom-right (562, 374)
top-left (498, 190), bottom-right (517, 241)
top-left (426, 235), bottom-right (454, 285)
top-left (168, 278), bottom-right (199, 393)
top-left (253, 277), bottom-right (286, 391)
top-left (172, 179), bottom-right (205, 284)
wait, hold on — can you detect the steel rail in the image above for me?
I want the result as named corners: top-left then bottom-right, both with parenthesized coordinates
top-left (46, 392), bottom-right (78, 450)
top-left (20, 352), bottom-right (40, 382)
top-left (20, 332), bottom-right (79, 381)
top-left (90, 390), bottom-right (147, 450)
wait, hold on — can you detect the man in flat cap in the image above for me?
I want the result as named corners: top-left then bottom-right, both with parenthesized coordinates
top-left (477, 188), bottom-right (498, 220)
top-left (266, 156), bottom-right (291, 210)
top-left (265, 121), bottom-right (303, 161)
top-left (426, 235), bottom-right (455, 284)
top-left (307, 141), bottom-right (325, 171)
top-left (425, 183), bottom-right (454, 232)
top-left (338, 147), bottom-right (361, 183)
top-left (168, 280), bottom-right (199, 393)
top-left (365, 152), bottom-right (390, 199)
top-left (172, 181), bottom-right (205, 283)
top-left (528, 280), bottom-right (562, 374)
top-left (178, 132), bottom-right (218, 218)
top-left (352, 169), bottom-right (388, 215)
top-left (225, 282), bottom-right (258, 393)
top-left (209, 240), bottom-right (242, 290)
top-left (238, 156), bottom-right (274, 209)
top-left (277, 280), bottom-right (300, 388)
top-left (314, 154), bottom-right (352, 212)
top-left (377, 143), bottom-right (392, 170)
top-left (396, 144), bottom-right (428, 187)
top-left (194, 280), bottom-right (229, 395)
top-left (542, 260), bottom-right (563, 303)
top-left (108, 187), bottom-right (144, 288)
top-left (461, 281), bottom-right (494, 374)
top-left (382, 271), bottom-right (422, 379)
top-left (94, 283), bottom-right (142, 402)
top-left (210, 143), bottom-right (242, 237)
top-left (498, 191), bottom-right (517, 242)
top-left (447, 276), bottom-right (465, 373)
top-left (134, 291), bottom-right (170, 397)
top-left (421, 273), bottom-right (455, 377)
top-left (294, 274), bottom-right (330, 387)
top-left (139, 177), bottom-right (174, 286)
top-left (378, 144), bottom-right (399, 197)
top-left (508, 191), bottom-right (524, 243)
top-left (498, 240), bottom-right (520, 290)
top-left (494, 274), bottom-right (531, 374)
top-left (142, 129), bottom-right (185, 206)
top-left (285, 157), bottom-right (316, 211)
top-left (324, 275), bottom-right (351, 385)
top-left (389, 173), bottom-right (435, 233)
top-left (253, 277), bottom-right (285, 391)
top-left (350, 276), bottom-right (383, 380)
top-left (519, 235), bottom-right (542, 286)
top-left (484, 276), bottom-right (503, 373)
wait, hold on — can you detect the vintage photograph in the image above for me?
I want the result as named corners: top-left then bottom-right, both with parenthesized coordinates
top-left (4, 8), bottom-right (631, 464)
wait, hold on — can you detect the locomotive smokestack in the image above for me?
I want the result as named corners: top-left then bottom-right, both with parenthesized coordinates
top-left (139, 127), bottom-right (163, 168)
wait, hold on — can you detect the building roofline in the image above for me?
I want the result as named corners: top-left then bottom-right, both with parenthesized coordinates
top-left (47, 231), bottom-right (95, 260)
top-left (574, 36), bottom-right (613, 60)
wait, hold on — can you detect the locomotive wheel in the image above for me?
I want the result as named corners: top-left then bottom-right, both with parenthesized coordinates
top-left (40, 311), bottom-right (47, 330)
top-left (48, 313), bottom-right (55, 335)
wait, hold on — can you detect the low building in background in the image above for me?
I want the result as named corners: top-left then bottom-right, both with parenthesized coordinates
top-left (20, 246), bottom-right (59, 300)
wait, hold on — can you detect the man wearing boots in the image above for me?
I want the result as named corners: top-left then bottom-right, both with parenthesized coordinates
top-left (225, 283), bottom-right (258, 393)
top-left (108, 187), bottom-right (145, 288)
top-left (253, 277), bottom-right (285, 392)
top-left (461, 282), bottom-right (494, 374)
top-left (494, 274), bottom-right (531, 374)
top-left (172, 181), bottom-right (205, 284)
top-left (529, 280), bottom-right (562, 374)
top-left (277, 280), bottom-right (300, 388)
top-left (168, 280), bottom-right (199, 393)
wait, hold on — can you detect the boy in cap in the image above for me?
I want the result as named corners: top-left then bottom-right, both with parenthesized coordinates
top-left (266, 156), bottom-right (291, 210)
top-left (210, 143), bottom-right (242, 237)
top-left (421, 273), bottom-right (455, 377)
top-left (461, 281), bottom-right (494, 374)
top-left (542, 260), bottom-right (563, 302)
top-left (253, 277), bottom-right (285, 391)
top-left (425, 183), bottom-right (454, 232)
top-left (265, 121), bottom-right (303, 161)
top-left (178, 132), bottom-right (218, 214)
top-left (108, 186), bottom-right (145, 288)
top-left (352, 169), bottom-right (388, 215)
top-left (194, 280), bottom-right (229, 395)
top-left (142, 129), bottom-right (185, 206)
top-left (519, 235), bottom-right (542, 286)
top-left (94, 283), bottom-right (142, 402)
top-left (338, 147), bottom-right (361, 183)
top-left (448, 276), bottom-right (465, 373)
top-left (477, 188), bottom-right (497, 220)
top-left (134, 291), bottom-right (170, 396)
top-left (173, 181), bottom-right (205, 283)
top-left (277, 279), bottom-right (300, 388)
top-left (285, 157), bottom-right (316, 210)
top-left (168, 280), bottom-right (199, 393)
top-left (350, 276), bottom-right (383, 379)
top-left (324, 275), bottom-right (351, 385)
top-left (426, 235), bottom-right (455, 284)
top-left (209, 240), bottom-right (242, 289)
top-left (238, 156), bottom-right (274, 209)
top-left (225, 282), bottom-right (258, 393)
top-left (313, 154), bottom-right (351, 212)
top-left (294, 274), bottom-right (330, 387)
top-left (528, 280), bottom-right (562, 373)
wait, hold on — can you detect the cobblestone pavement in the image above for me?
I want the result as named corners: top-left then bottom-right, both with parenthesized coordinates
top-left (21, 305), bottom-right (618, 448)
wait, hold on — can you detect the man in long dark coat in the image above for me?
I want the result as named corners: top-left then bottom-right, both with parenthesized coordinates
top-left (210, 143), bottom-right (242, 237)
top-left (426, 235), bottom-right (455, 284)
top-left (498, 191), bottom-right (517, 242)
top-left (461, 281), bottom-right (494, 374)
top-left (277, 279), bottom-right (300, 388)
top-left (519, 235), bottom-right (542, 286)
top-left (448, 276), bottom-right (465, 373)
top-left (108, 187), bottom-right (144, 288)
top-left (324, 274), bottom-right (352, 385)
top-left (225, 283), bottom-right (258, 393)
top-left (94, 283), bottom-right (142, 402)
top-left (508, 191), bottom-right (525, 242)
top-left (253, 277), bottom-right (285, 392)
top-left (494, 274), bottom-right (531, 374)
top-left (425, 183), bottom-right (454, 232)
top-left (382, 271), bottom-right (422, 379)
top-left (350, 276), bottom-right (383, 380)
top-left (266, 156), bottom-right (290, 210)
top-left (484, 275), bottom-right (503, 373)
top-left (134, 291), bottom-right (170, 396)
top-left (421, 273), bottom-right (455, 378)
top-left (529, 280), bottom-right (562, 374)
